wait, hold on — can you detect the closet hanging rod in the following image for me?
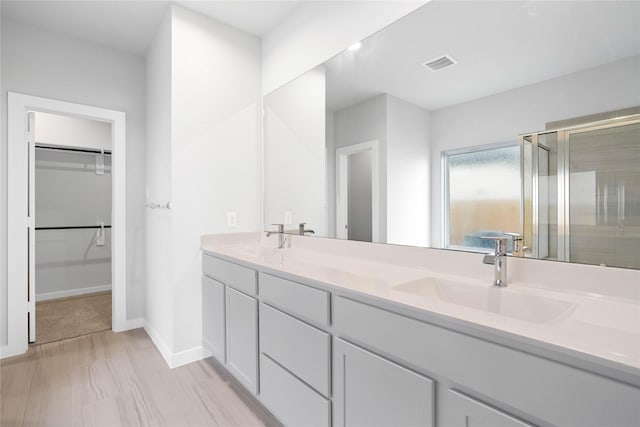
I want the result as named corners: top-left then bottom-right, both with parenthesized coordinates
top-left (35, 144), bottom-right (112, 155)
top-left (35, 225), bottom-right (112, 230)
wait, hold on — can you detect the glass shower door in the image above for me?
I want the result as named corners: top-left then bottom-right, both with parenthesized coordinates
top-left (566, 122), bottom-right (640, 269)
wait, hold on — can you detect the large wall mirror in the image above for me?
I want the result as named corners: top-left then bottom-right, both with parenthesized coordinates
top-left (263, 0), bottom-right (640, 269)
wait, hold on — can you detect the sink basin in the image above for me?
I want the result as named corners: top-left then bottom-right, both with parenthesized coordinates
top-left (392, 278), bottom-right (575, 324)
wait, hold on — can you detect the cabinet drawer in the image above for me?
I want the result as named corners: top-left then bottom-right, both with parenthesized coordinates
top-left (445, 389), bottom-right (533, 427)
top-left (260, 354), bottom-right (330, 427)
top-left (203, 254), bottom-right (257, 296)
top-left (334, 296), bottom-right (640, 427)
top-left (259, 272), bottom-right (330, 326)
top-left (260, 303), bottom-right (330, 396)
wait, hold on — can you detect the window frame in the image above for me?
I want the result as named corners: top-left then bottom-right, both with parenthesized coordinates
top-left (441, 140), bottom-right (520, 252)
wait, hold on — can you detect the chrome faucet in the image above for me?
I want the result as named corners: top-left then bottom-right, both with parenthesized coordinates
top-left (266, 224), bottom-right (287, 249)
top-left (298, 223), bottom-right (315, 236)
top-left (482, 236), bottom-right (508, 287)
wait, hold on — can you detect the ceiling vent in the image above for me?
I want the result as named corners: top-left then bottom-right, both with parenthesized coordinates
top-left (423, 54), bottom-right (457, 72)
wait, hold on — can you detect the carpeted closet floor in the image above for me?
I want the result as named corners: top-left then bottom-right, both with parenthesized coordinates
top-left (35, 291), bottom-right (112, 345)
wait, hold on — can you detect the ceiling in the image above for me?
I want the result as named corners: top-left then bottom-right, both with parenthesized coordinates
top-left (325, 0), bottom-right (640, 112)
top-left (176, 1), bottom-right (301, 36)
top-left (1, 0), bottom-right (304, 56)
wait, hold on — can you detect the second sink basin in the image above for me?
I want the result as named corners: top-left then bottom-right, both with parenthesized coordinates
top-left (392, 277), bottom-right (575, 324)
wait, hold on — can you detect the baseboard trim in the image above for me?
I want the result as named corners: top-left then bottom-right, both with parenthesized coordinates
top-left (143, 321), bottom-right (173, 367)
top-left (172, 345), bottom-right (212, 369)
top-left (124, 317), bottom-right (144, 330)
top-left (143, 321), bottom-right (211, 369)
top-left (36, 285), bottom-right (112, 302)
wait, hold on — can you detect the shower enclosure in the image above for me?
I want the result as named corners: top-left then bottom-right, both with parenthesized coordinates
top-left (521, 113), bottom-right (640, 269)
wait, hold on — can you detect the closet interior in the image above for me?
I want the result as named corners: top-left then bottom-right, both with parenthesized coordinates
top-left (31, 111), bottom-right (113, 344)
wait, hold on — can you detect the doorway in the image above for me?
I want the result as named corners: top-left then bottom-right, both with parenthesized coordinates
top-left (336, 140), bottom-right (380, 242)
top-left (31, 111), bottom-right (113, 344)
top-left (4, 92), bottom-right (127, 359)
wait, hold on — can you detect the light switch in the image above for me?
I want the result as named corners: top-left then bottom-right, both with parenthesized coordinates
top-left (284, 211), bottom-right (293, 225)
top-left (227, 211), bottom-right (237, 228)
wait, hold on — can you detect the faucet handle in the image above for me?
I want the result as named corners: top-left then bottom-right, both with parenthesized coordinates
top-left (271, 223), bottom-right (284, 233)
top-left (503, 232), bottom-right (523, 254)
top-left (480, 236), bottom-right (508, 255)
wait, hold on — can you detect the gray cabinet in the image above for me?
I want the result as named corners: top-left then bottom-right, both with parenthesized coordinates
top-left (203, 254), bottom-right (257, 295)
top-left (201, 254), bottom-right (639, 427)
top-left (260, 303), bottom-right (331, 396)
top-left (226, 286), bottom-right (258, 394)
top-left (202, 276), bottom-right (225, 363)
top-left (259, 272), bottom-right (330, 326)
top-left (444, 389), bottom-right (533, 427)
top-left (260, 354), bottom-right (331, 427)
top-left (333, 338), bottom-right (435, 427)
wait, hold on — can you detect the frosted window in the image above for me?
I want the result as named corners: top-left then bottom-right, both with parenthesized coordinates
top-left (446, 145), bottom-right (521, 251)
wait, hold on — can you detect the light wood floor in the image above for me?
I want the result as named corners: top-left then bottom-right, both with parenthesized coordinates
top-left (0, 329), bottom-right (276, 427)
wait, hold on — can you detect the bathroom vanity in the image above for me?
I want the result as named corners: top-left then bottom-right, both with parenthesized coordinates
top-left (201, 232), bottom-right (640, 427)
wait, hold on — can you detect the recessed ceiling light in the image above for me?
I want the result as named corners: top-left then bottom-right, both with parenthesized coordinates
top-left (348, 42), bottom-right (362, 51)
top-left (423, 54), bottom-right (457, 72)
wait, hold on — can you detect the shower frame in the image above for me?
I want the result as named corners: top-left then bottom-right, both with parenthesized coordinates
top-left (520, 113), bottom-right (640, 263)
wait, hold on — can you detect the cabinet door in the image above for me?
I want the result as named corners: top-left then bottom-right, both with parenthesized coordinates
top-left (445, 389), bottom-right (534, 427)
top-left (334, 338), bottom-right (434, 427)
top-left (226, 287), bottom-right (258, 394)
top-left (202, 276), bottom-right (225, 363)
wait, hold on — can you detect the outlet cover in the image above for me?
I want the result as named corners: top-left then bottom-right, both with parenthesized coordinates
top-left (227, 211), bottom-right (237, 228)
top-left (284, 211), bottom-right (293, 225)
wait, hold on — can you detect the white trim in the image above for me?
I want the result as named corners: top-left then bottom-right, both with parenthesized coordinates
top-left (35, 285), bottom-right (112, 302)
top-left (143, 320), bottom-right (173, 366)
top-left (27, 112), bottom-right (36, 342)
top-left (4, 92), bottom-right (127, 359)
top-left (172, 345), bottom-right (212, 369)
top-left (126, 317), bottom-right (144, 330)
top-left (336, 140), bottom-right (380, 243)
top-left (143, 321), bottom-right (211, 369)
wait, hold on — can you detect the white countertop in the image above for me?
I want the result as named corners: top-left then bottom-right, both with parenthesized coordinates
top-left (201, 232), bottom-right (640, 385)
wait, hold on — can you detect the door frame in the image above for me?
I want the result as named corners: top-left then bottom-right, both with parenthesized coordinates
top-left (336, 140), bottom-right (380, 243)
top-left (3, 92), bottom-right (127, 358)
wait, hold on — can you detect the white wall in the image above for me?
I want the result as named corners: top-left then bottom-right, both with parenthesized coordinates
top-left (170, 5), bottom-right (261, 355)
top-left (143, 5), bottom-right (262, 363)
top-left (326, 111), bottom-right (336, 237)
top-left (34, 111), bottom-right (112, 150)
top-left (430, 56), bottom-right (640, 247)
top-left (0, 4), bottom-right (3, 346)
top-left (145, 8), bottom-right (174, 353)
top-left (264, 66), bottom-right (326, 235)
top-left (330, 94), bottom-right (431, 245)
top-left (332, 94), bottom-right (387, 242)
top-left (262, 1), bottom-right (427, 95)
top-left (1, 19), bottom-right (147, 345)
top-left (386, 95), bottom-right (430, 247)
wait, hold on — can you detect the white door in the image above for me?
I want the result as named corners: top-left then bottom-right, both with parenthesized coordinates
top-left (27, 112), bottom-right (36, 343)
